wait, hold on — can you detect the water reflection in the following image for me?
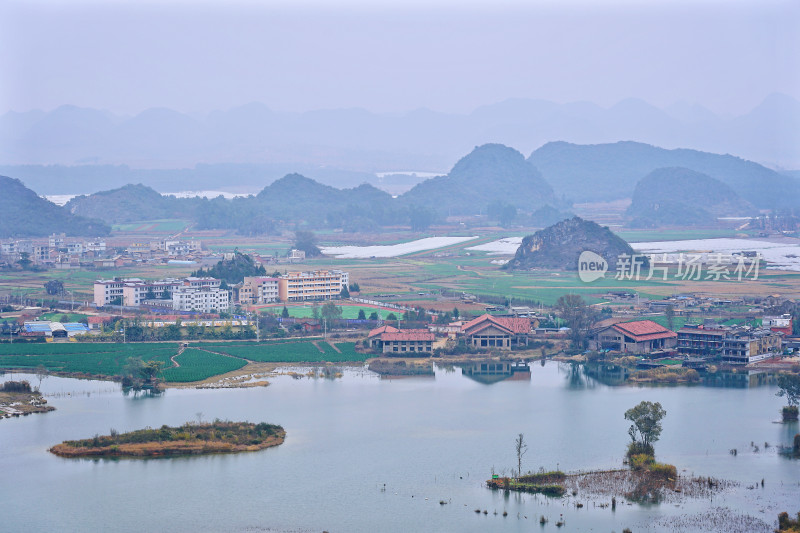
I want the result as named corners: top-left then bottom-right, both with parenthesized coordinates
top-left (457, 360), bottom-right (531, 385)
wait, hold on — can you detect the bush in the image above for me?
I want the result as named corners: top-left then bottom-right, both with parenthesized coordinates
top-left (629, 453), bottom-right (655, 471)
top-left (783, 405), bottom-right (799, 422)
top-left (0, 380), bottom-right (32, 393)
top-left (649, 462), bottom-right (677, 480)
top-left (627, 441), bottom-right (655, 460)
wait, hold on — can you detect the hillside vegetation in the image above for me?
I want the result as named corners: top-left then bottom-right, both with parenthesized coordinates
top-left (0, 176), bottom-right (110, 238)
top-left (627, 167), bottom-right (754, 227)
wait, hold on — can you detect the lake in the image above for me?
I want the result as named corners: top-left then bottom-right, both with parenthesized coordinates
top-left (1, 362), bottom-right (798, 532)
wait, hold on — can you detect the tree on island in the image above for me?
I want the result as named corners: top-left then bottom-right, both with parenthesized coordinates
top-left (293, 231), bottom-right (321, 258)
top-left (624, 401), bottom-right (666, 458)
top-left (777, 373), bottom-right (800, 421)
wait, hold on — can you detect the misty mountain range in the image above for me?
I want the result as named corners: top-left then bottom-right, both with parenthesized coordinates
top-left (1, 94), bottom-right (798, 196)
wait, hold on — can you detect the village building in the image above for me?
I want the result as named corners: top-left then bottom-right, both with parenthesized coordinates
top-left (591, 320), bottom-right (677, 354)
top-left (378, 329), bottom-right (435, 354)
top-left (677, 325), bottom-right (726, 357)
top-left (461, 314), bottom-right (532, 349)
top-left (240, 276), bottom-right (280, 304)
top-left (721, 329), bottom-right (782, 365)
top-left (278, 270), bottom-right (349, 302)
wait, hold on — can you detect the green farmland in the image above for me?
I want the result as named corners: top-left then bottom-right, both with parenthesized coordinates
top-left (161, 349), bottom-right (247, 382)
top-left (0, 339), bottom-right (369, 382)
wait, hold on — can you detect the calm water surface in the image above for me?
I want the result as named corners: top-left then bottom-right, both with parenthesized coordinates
top-left (1, 362), bottom-right (798, 533)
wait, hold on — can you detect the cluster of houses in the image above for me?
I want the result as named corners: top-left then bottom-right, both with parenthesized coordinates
top-left (363, 309), bottom-right (794, 366)
top-left (589, 314), bottom-right (793, 365)
top-left (0, 233), bottom-right (205, 270)
top-left (366, 314), bottom-right (538, 355)
top-left (93, 269), bottom-right (350, 313)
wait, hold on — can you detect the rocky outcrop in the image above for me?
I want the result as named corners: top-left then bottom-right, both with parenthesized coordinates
top-left (505, 216), bottom-right (637, 271)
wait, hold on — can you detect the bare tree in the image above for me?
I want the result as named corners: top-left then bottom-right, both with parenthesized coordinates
top-left (515, 433), bottom-right (528, 477)
top-left (35, 364), bottom-right (48, 392)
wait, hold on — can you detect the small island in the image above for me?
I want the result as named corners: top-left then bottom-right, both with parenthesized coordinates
top-left (0, 380), bottom-right (55, 419)
top-left (50, 421), bottom-right (285, 458)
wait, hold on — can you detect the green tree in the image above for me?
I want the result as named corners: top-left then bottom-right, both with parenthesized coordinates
top-left (555, 294), bottom-right (597, 348)
top-left (340, 285), bottom-right (350, 298)
top-left (281, 306), bottom-right (290, 318)
top-left (386, 313), bottom-right (397, 321)
top-left (293, 231), bottom-right (321, 257)
top-left (452, 307), bottom-right (459, 319)
top-left (777, 373), bottom-right (800, 421)
top-left (17, 252), bottom-right (32, 270)
top-left (145, 287), bottom-right (157, 300)
top-left (665, 305), bottom-right (675, 330)
top-left (321, 301), bottom-right (343, 323)
top-left (44, 280), bottom-right (64, 296)
top-left (777, 373), bottom-right (800, 406)
top-left (357, 309), bottom-right (366, 320)
top-left (312, 304), bottom-right (320, 320)
top-left (409, 207), bottom-right (434, 231)
top-left (368, 311), bottom-right (379, 321)
top-left (349, 282), bottom-right (360, 292)
top-left (624, 401), bottom-right (666, 456)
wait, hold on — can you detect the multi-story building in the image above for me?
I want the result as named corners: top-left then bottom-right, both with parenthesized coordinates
top-left (93, 279), bottom-right (131, 306)
top-left (94, 277), bottom-right (222, 307)
top-left (677, 326), bottom-right (726, 357)
top-left (721, 329), bottom-right (782, 365)
top-left (240, 277), bottom-right (280, 304)
top-left (763, 314), bottom-right (794, 335)
top-left (172, 285), bottom-right (230, 313)
top-left (277, 270), bottom-right (349, 302)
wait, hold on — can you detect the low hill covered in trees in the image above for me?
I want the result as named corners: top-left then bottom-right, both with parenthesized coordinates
top-left (400, 143), bottom-right (560, 215)
top-left (626, 167), bottom-right (754, 227)
top-left (0, 176), bottom-right (110, 238)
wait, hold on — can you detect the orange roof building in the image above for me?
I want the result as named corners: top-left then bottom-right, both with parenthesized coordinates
top-left (591, 319), bottom-right (677, 354)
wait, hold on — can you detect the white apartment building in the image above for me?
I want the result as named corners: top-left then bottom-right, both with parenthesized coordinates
top-left (172, 285), bottom-right (230, 313)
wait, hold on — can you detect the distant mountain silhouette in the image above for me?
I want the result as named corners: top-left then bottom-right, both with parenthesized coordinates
top-left (626, 168), bottom-right (754, 227)
top-left (528, 141), bottom-right (800, 208)
top-left (1, 94), bottom-right (797, 191)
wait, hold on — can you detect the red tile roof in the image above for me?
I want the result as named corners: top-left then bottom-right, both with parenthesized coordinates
top-left (368, 325), bottom-right (399, 338)
top-left (462, 314), bottom-right (530, 336)
top-left (381, 329), bottom-right (435, 342)
top-left (612, 320), bottom-right (677, 341)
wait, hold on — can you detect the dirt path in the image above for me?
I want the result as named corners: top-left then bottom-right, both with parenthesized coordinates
top-left (311, 341), bottom-right (326, 353)
top-left (169, 344), bottom-right (186, 368)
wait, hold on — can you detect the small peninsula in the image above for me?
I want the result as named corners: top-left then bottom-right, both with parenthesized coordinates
top-left (0, 380), bottom-right (55, 419)
top-left (50, 421), bottom-right (285, 458)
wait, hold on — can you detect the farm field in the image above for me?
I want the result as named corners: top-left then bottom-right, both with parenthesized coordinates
top-left (161, 348), bottom-right (247, 382)
top-left (0, 343), bottom-right (177, 376)
top-left (0, 339), bottom-right (368, 382)
top-left (209, 340), bottom-right (368, 363)
top-left (112, 219), bottom-right (192, 233)
top-left (257, 303), bottom-right (393, 319)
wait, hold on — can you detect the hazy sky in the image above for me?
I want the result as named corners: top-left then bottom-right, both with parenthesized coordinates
top-left (1, 0), bottom-right (798, 116)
